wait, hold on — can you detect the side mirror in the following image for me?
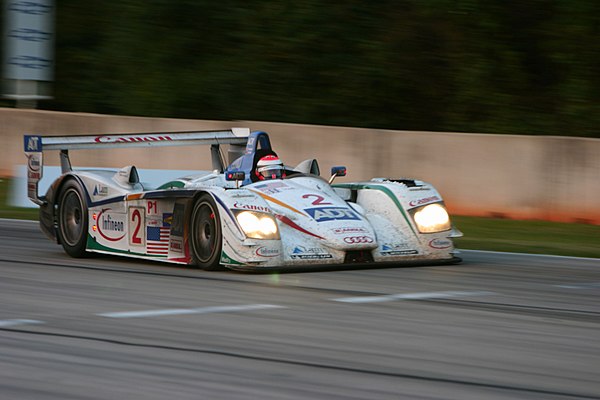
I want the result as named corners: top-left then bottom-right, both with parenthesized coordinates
top-left (225, 171), bottom-right (245, 181)
top-left (329, 166), bottom-right (347, 184)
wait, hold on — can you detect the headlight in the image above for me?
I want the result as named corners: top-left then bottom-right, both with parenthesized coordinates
top-left (235, 211), bottom-right (280, 239)
top-left (412, 203), bottom-right (451, 233)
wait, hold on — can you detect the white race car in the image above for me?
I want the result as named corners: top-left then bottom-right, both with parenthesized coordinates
top-left (24, 128), bottom-right (462, 271)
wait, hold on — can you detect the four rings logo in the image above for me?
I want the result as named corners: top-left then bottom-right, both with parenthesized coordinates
top-left (94, 135), bottom-right (173, 143)
top-left (343, 236), bottom-right (374, 244)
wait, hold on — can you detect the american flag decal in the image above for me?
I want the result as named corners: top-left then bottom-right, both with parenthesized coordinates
top-left (147, 226), bottom-right (170, 255)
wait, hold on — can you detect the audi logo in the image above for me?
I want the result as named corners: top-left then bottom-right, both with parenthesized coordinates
top-left (343, 236), bottom-right (374, 244)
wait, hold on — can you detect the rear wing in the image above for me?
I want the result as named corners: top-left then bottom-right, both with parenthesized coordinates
top-left (23, 128), bottom-right (250, 205)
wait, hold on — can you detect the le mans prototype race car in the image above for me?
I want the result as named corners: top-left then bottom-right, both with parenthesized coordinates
top-left (24, 128), bottom-right (462, 271)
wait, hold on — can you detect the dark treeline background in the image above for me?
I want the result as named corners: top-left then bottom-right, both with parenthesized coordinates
top-left (8, 1), bottom-right (600, 137)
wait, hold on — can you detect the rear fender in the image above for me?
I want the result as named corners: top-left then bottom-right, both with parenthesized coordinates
top-left (41, 173), bottom-right (89, 243)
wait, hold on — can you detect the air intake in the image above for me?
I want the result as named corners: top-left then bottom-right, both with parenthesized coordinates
top-left (344, 251), bottom-right (374, 264)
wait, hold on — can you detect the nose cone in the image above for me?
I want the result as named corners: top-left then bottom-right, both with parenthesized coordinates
top-left (249, 179), bottom-right (378, 251)
top-left (302, 206), bottom-right (378, 250)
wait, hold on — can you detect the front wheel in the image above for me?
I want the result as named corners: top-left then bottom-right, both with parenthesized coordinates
top-left (57, 179), bottom-right (89, 257)
top-left (189, 194), bottom-right (223, 270)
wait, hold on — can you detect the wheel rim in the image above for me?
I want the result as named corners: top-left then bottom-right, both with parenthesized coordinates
top-left (60, 188), bottom-right (84, 246)
top-left (192, 202), bottom-right (218, 263)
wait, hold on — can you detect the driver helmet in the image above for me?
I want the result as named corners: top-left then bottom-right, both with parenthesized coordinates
top-left (256, 155), bottom-right (286, 180)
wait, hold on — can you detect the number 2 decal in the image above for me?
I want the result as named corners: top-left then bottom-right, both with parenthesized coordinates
top-left (302, 194), bottom-right (332, 205)
top-left (129, 207), bottom-right (146, 246)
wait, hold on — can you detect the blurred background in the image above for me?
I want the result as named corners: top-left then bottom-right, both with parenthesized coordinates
top-left (2, 0), bottom-right (599, 137)
top-left (1, 0), bottom-right (599, 256)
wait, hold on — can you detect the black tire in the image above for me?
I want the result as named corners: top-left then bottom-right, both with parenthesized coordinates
top-left (189, 194), bottom-right (223, 270)
top-left (56, 179), bottom-right (88, 258)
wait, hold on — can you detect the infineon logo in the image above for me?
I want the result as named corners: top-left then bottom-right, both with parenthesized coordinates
top-left (94, 135), bottom-right (173, 143)
top-left (96, 209), bottom-right (126, 242)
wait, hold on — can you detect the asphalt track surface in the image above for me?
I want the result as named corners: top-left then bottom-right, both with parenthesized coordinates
top-left (0, 219), bottom-right (599, 400)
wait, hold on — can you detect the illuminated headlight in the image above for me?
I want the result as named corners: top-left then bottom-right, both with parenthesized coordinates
top-left (234, 211), bottom-right (280, 239)
top-left (412, 203), bottom-right (451, 233)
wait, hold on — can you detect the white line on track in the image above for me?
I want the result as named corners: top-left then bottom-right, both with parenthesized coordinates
top-left (461, 249), bottom-right (600, 262)
top-left (332, 290), bottom-right (494, 304)
top-left (98, 304), bottom-right (286, 319)
top-left (0, 319), bottom-right (44, 328)
top-left (555, 282), bottom-right (600, 290)
top-left (0, 218), bottom-right (38, 223)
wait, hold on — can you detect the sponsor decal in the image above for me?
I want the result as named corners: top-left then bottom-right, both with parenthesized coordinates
top-left (147, 218), bottom-right (162, 227)
top-left (26, 153), bottom-right (41, 171)
top-left (429, 238), bottom-right (452, 249)
top-left (24, 135), bottom-right (41, 152)
top-left (162, 213), bottom-right (173, 227)
top-left (170, 239), bottom-right (183, 253)
top-left (221, 251), bottom-right (244, 265)
top-left (147, 226), bottom-right (170, 255)
top-left (290, 246), bottom-right (332, 260)
top-left (26, 153), bottom-right (42, 180)
top-left (409, 196), bottom-right (441, 207)
top-left (97, 209), bottom-right (126, 242)
top-left (381, 250), bottom-right (419, 256)
top-left (343, 236), bottom-right (374, 244)
top-left (27, 182), bottom-right (37, 198)
top-left (254, 181), bottom-right (290, 194)
top-left (306, 207), bottom-right (360, 223)
top-left (233, 202), bottom-right (270, 213)
top-left (333, 227), bottom-right (368, 235)
top-left (245, 136), bottom-right (256, 153)
top-left (93, 185), bottom-right (109, 196)
top-left (381, 243), bottom-right (410, 251)
top-left (95, 134), bottom-right (173, 143)
top-left (381, 244), bottom-right (418, 256)
top-left (255, 246), bottom-right (280, 257)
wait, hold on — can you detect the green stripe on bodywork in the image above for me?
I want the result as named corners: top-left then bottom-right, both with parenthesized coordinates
top-left (157, 180), bottom-right (186, 190)
top-left (86, 236), bottom-right (166, 257)
top-left (220, 250), bottom-right (244, 265)
top-left (334, 183), bottom-right (418, 237)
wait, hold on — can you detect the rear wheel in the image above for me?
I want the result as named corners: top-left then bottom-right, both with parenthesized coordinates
top-left (189, 194), bottom-right (223, 270)
top-left (57, 179), bottom-right (88, 257)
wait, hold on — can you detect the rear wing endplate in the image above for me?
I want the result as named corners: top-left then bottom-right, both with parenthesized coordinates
top-left (23, 128), bottom-right (250, 205)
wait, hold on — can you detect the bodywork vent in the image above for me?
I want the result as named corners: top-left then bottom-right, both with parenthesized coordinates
top-left (344, 251), bottom-right (374, 264)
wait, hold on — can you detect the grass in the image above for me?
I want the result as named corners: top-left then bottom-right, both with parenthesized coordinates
top-left (0, 178), bottom-right (39, 220)
top-left (1, 179), bottom-right (598, 259)
top-left (452, 216), bottom-right (600, 259)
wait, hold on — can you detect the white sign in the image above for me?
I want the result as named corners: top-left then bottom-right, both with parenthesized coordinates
top-left (4, 0), bottom-right (55, 81)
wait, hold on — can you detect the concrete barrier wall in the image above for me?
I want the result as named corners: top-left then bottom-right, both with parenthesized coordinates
top-left (2, 108), bottom-right (599, 224)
